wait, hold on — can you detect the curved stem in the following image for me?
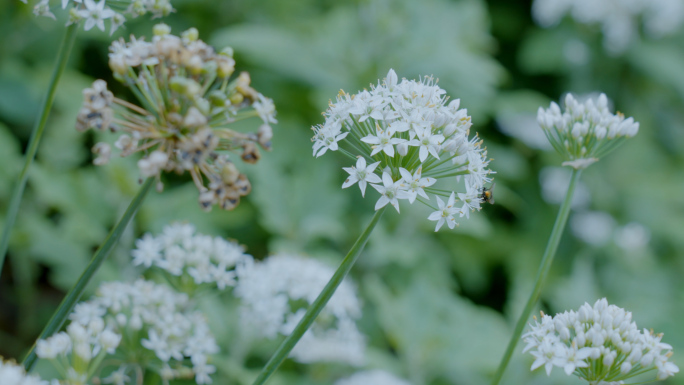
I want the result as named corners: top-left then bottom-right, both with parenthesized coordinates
top-left (0, 24), bottom-right (79, 276)
top-left (490, 168), bottom-right (581, 385)
top-left (251, 207), bottom-right (386, 385)
top-left (22, 178), bottom-right (154, 371)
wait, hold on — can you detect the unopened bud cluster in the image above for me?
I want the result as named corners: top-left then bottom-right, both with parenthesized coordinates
top-left (77, 24), bottom-right (276, 211)
top-left (537, 94), bottom-right (638, 169)
top-left (312, 69), bottom-right (493, 231)
top-left (523, 298), bottom-right (678, 384)
top-left (24, 0), bottom-right (173, 35)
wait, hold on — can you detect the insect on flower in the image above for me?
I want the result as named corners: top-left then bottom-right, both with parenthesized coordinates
top-left (480, 183), bottom-right (495, 205)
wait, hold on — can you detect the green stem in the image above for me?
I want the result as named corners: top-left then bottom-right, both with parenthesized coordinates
top-left (251, 207), bottom-right (386, 385)
top-left (490, 168), bottom-right (581, 385)
top-left (0, 23), bottom-right (79, 276)
top-left (22, 178), bottom-right (154, 371)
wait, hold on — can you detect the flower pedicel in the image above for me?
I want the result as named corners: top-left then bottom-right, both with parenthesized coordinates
top-left (77, 24), bottom-right (276, 211)
top-left (312, 69), bottom-right (493, 231)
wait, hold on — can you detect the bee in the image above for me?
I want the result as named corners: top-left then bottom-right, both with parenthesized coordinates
top-left (480, 183), bottom-right (495, 205)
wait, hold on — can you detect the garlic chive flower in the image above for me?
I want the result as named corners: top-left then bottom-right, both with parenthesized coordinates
top-left (131, 222), bottom-right (253, 291)
top-left (312, 69), bottom-right (493, 231)
top-left (537, 93), bottom-right (639, 169)
top-left (0, 358), bottom-right (50, 385)
top-left (55, 279), bottom-right (219, 384)
top-left (37, 320), bottom-right (122, 385)
top-left (22, 0), bottom-right (174, 35)
top-left (77, 24), bottom-right (276, 211)
top-left (235, 254), bottom-right (366, 366)
top-left (523, 298), bottom-right (679, 384)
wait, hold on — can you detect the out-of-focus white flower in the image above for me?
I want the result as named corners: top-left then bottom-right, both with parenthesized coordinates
top-left (539, 167), bottom-right (591, 209)
top-left (21, 0), bottom-right (175, 34)
top-left (571, 211), bottom-right (616, 246)
top-left (523, 298), bottom-right (679, 383)
top-left (312, 69), bottom-right (493, 230)
top-left (131, 222), bottom-right (252, 290)
top-left (0, 358), bottom-right (50, 385)
top-left (335, 370), bottom-right (412, 385)
top-left (235, 254), bottom-right (365, 366)
top-left (537, 93), bottom-right (638, 169)
top-left (614, 222), bottom-right (651, 250)
top-left (53, 279), bottom-right (219, 384)
top-left (532, 0), bottom-right (684, 54)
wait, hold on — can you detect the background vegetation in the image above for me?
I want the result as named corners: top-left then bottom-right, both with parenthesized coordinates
top-left (1, 0), bottom-right (683, 383)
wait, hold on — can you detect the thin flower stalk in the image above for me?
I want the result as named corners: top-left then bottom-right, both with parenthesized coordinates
top-left (490, 168), bottom-right (581, 385)
top-left (22, 178), bottom-right (154, 371)
top-left (0, 23), bottom-right (79, 279)
top-left (251, 207), bottom-right (386, 385)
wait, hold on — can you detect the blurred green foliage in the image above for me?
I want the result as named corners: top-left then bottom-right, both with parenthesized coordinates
top-left (1, 0), bottom-right (684, 384)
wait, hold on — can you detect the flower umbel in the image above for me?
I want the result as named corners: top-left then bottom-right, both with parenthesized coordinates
top-left (523, 298), bottom-right (679, 383)
top-left (22, 0), bottom-right (174, 35)
top-left (0, 358), bottom-right (50, 385)
top-left (131, 222), bottom-right (253, 291)
top-left (234, 254), bottom-right (366, 366)
top-left (537, 93), bottom-right (638, 169)
top-left (77, 24), bottom-right (276, 211)
top-left (312, 69), bottom-right (493, 230)
top-left (45, 279), bottom-right (220, 384)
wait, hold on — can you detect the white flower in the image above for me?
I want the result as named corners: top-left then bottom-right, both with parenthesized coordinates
top-left (137, 150), bottom-right (169, 178)
top-left (253, 93), bottom-right (278, 124)
top-left (131, 223), bottom-right (252, 291)
top-left (33, 0), bottom-right (56, 19)
top-left (235, 254), bottom-right (365, 366)
top-left (102, 365), bottom-right (130, 385)
top-left (0, 359), bottom-right (49, 385)
top-left (428, 192), bottom-right (458, 231)
top-left (399, 167), bottom-right (435, 203)
top-left (361, 125), bottom-right (406, 157)
top-left (312, 69), bottom-right (493, 230)
top-left (372, 172), bottom-right (410, 213)
top-left (523, 298), bottom-right (678, 383)
top-left (407, 124), bottom-right (444, 162)
top-left (77, 0), bottom-right (115, 31)
top-left (342, 157), bottom-right (382, 197)
top-left (312, 122), bottom-right (349, 157)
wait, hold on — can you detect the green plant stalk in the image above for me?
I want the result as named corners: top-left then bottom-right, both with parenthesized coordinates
top-left (0, 23), bottom-right (79, 276)
top-left (251, 207), bottom-right (386, 385)
top-left (22, 178), bottom-right (154, 371)
top-left (490, 168), bottom-right (581, 385)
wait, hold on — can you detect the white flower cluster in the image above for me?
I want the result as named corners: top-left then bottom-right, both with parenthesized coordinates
top-left (523, 298), bottom-right (679, 383)
top-left (312, 69), bottom-right (493, 231)
top-left (23, 0), bottom-right (174, 35)
top-left (37, 320), bottom-right (121, 385)
top-left (537, 93), bottom-right (639, 169)
top-left (65, 279), bottom-right (218, 384)
top-left (132, 222), bottom-right (252, 290)
top-left (532, 0), bottom-right (684, 53)
top-left (78, 24), bottom-right (276, 211)
top-left (335, 370), bottom-right (412, 385)
top-left (235, 254), bottom-right (366, 366)
top-left (0, 359), bottom-right (51, 385)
